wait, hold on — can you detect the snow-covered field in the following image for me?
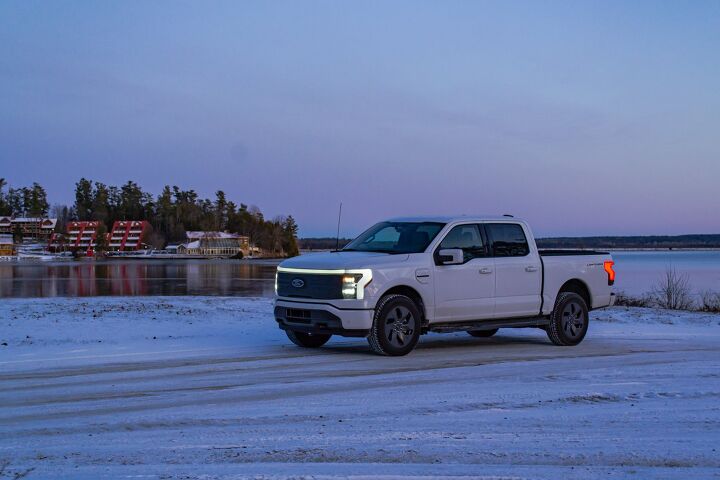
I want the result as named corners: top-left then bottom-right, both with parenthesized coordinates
top-left (1, 297), bottom-right (719, 479)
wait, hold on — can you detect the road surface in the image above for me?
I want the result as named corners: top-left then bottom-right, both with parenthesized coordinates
top-left (0, 297), bottom-right (718, 479)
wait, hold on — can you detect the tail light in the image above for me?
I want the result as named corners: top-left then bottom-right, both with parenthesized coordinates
top-left (604, 260), bottom-right (616, 286)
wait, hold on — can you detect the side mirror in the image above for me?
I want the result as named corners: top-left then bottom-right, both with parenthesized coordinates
top-left (437, 248), bottom-right (463, 265)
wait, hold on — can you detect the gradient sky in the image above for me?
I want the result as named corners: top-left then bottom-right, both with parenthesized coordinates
top-left (1, 1), bottom-right (719, 237)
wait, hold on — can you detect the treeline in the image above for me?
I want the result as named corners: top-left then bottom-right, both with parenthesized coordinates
top-left (0, 179), bottom-right (49, 217)
top-left (299, 234), bottom-right (720, 251)
top-left (297, 237), bottom-right (353, 250)
top-left (537, 235), bottom-right (720, 249)
top-left (0, 178), bottom-right (299, 256)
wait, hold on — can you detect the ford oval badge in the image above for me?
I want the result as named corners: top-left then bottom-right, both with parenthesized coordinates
top-left (291, 278), bottom-right (305, 288)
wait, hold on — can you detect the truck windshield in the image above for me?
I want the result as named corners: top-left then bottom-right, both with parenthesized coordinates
top-left (343, 222), bottom-right (445, 254)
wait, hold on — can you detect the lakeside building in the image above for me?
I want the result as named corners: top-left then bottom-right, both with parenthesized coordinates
top-left (49, 221), bottom-right (101, 255)
top-left (177, 231), bottom-right (251, 257)
top-left (108, 221), bottom-right (150, 251)
top-left (0, 234), bottom-right (15, 256)
top-left (0, 217), bottom-right (57, 242)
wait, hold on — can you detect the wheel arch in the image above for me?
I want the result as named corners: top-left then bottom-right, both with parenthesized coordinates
top-left (557, 279), bottom-right (592, 309)
top-left (379, 285), bottom-right (427, 325)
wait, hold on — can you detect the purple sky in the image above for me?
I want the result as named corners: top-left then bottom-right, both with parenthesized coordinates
top-left (1, 1), bottom-right (719, 237)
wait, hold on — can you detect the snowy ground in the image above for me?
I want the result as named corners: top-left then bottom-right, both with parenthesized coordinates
top-left (1, 297), bottom-right (719, 479)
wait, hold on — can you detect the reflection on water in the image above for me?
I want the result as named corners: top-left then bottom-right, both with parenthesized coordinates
top-left (0, 259), bottom-right (279, 298)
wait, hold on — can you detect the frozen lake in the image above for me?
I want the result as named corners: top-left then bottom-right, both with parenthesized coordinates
top-left (611, 250), bottom-right (720, 296)
top-left (0, 251), bottom-right (718, 298)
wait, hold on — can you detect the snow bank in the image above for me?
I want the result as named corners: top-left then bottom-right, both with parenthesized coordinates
top-left (0, 297), bottom-right (277, 367)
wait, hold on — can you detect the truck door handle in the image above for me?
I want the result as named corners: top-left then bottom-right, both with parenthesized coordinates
top-left (525, 266), bottom-right (538, 272)
top-left (479, 267), bottom-right (493, 274)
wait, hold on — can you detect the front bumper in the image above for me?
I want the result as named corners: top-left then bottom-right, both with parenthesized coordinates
top-left (274, 299), bottom-right (373, 337)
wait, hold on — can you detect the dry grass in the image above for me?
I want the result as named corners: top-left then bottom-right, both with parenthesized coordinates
top-left (699, 290), bottom-right (720, 313)
top-left (614, 291), bottom-right (653, 308)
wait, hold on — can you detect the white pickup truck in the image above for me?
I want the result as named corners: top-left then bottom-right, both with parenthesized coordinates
top-left (274, 216), bottom-right (616, 356)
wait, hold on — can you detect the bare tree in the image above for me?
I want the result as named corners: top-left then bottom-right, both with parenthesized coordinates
top-left (651, 268), bottom-right (694, 310)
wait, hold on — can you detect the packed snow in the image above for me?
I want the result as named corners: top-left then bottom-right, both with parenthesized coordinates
top-left (1, 297), bottom-right (719, 479)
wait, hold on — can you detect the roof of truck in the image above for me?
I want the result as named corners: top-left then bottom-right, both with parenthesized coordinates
top-left (387, 215), bottom-right (526, 223)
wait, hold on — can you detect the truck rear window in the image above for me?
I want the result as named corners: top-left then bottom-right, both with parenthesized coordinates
top-left (486, 223), bottom-right (530, 257)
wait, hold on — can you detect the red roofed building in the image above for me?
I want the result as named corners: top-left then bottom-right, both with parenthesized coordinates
top-left (108, 220), bottom-right (149, 251)
top-left (64, 221), bottom-right (100, 255)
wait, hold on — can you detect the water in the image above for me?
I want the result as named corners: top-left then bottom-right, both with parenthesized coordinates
top-left (0, 252), bottom-right (718, 298)
top-left (0, 259), bottom-right (279, 298)
top-left (611, 251), bottom-right (720, 296)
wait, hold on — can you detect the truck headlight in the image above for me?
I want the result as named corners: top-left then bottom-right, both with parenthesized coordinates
top-left (342, 273), bottom-right (363, 300)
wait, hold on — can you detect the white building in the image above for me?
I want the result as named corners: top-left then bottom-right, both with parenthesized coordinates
top-left (177, 232), bottom-right (251, 257)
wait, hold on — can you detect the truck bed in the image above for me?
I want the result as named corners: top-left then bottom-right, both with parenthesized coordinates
top-left (539, 249), bottom-right (610, 256)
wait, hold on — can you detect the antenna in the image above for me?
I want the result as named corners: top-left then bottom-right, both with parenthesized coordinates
top-left (335, 202), bottom-right (343, 251)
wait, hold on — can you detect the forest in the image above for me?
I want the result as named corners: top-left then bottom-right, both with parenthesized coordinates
top-left (0, 178), bottom-right (299, 256)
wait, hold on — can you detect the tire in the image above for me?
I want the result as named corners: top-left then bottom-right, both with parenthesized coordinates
top-left (285, 330), bottom-right (331, 348)
top-left (368, 294), bottom-right (421, 356)
top-left (468, 328), bottom-right (498, 338)
top-left (546, 292), bottom-right (589, 346)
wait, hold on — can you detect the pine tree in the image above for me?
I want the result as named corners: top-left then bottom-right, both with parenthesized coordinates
top-left (74, 178), bottom-right (93, 220)
top-left (0, 178), bottom-right (7, 215)
top-left (282, 216), bottom-right (300, 257)
top-left (94, 222), bottom-right (108, 253)
top-left (214, 191), bottom-right (228, 231)
top-left (91, 182), bottom-right (109, 224)
top-left (27, 183), bottom-right (49, 217)
top-left (6, 188), bottom-right (22, 216)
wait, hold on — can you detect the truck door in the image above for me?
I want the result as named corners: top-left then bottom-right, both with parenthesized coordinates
top-left (485, 223), bottom-right (542, 318)
top-left (432, 224), bottom-right (495, 322)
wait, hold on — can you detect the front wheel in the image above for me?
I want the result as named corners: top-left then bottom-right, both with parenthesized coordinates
top-left (286, 330), bottom-right (331, 348)
top-left (368, 294), bottom-right (421, 356)
top-left (546, 292), bottom-right (589, 346)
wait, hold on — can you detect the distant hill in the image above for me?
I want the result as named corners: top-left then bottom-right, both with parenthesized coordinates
top-left (536, 234), bottom-right (720, 249)
top-left (299, 237), bottom-right (353, 250)
top-left (300, 234), bottom-right (720, 251)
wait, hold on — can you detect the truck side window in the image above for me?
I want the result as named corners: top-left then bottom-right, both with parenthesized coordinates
top-left (438, 224), bottom-right (487, 262)
top-left (486, 223), bottom-right (530, 257)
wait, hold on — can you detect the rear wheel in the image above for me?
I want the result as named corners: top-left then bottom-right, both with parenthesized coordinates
top-left (468, 328), bottom-right (498, 338)
top-left (285, 330), bottom-right (331, 348)
top-left (547, 292), bottom-right (589, 346)
top-left (368, 294), bottom-right (421, 356)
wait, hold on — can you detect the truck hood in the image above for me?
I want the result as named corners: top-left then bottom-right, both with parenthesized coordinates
top-left (279, 251), bottom-right (409, 270)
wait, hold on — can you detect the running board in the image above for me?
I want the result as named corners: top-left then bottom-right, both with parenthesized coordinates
top-left (427, 317), bottom-right (549, 334)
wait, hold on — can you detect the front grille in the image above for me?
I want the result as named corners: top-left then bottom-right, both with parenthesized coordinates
top-left (277, 272), bottom-right (344, 299)
top-left (286, 308), bottom-right (312, 324)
